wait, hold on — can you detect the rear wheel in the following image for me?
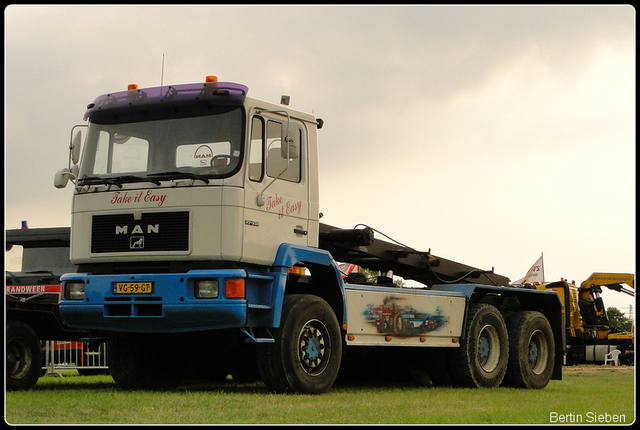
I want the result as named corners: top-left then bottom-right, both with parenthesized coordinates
top-left (6, 320), bottom-right (42, 391)
top-left (504, 311), bottom-right (555, 389)
top-left (450, 303), bottom-right (508, 388)
top-left (257, 294), bottom-right (342, 394)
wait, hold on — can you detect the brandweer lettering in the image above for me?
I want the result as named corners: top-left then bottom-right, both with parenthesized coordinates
top-left (6, 285), bottom-right (55, 294)
top-left (111, 191), bottom-right (167, 207)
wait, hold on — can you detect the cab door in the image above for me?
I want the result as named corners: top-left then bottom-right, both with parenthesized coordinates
top-left (242, 114), bottom-right (309, 265)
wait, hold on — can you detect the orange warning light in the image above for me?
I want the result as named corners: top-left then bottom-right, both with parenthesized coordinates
top-left (128, 84), bottom-right (139, 90)
top-left (225, 279), bottom-right (245, 298)
top-left (205, 75), bottom-right (218, 83)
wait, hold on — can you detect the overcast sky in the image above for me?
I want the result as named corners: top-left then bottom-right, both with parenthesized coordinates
top-left (4, 5), bottom-right (635, 313)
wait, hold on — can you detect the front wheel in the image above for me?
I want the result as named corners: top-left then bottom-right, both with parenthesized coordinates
top-left (450, 303), bottom-right (508, 388)
top-left (257, 294), bottom-right (342, 394)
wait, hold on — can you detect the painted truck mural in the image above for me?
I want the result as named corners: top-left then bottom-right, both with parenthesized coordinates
top-left (364, 300), bottom-right (449, 335)
top-left (344, 286), bottom-right (466, 347)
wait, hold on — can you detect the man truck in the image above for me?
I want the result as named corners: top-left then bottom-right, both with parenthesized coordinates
top-left (54, 76), bottom-right (564, 393)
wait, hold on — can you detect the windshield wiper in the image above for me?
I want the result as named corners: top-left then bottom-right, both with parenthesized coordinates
top-left (147, 171), bottom-right (210, 184)
top-left (77, 176), bottom-right (123, 188)
top-left (78, 175), bottom-right (161, 187)
top-left (115, 175), bottom-right (162, 186)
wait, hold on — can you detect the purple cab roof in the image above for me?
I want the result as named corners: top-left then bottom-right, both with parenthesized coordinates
top-left (84, 81), bottom-right (249, 123)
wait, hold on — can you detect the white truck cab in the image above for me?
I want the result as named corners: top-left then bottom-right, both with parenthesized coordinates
top-left (57, 77), bottom-right (321, 268)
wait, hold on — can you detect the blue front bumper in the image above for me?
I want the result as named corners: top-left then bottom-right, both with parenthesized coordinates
top-left (60, 269), bottom-right (248, 333)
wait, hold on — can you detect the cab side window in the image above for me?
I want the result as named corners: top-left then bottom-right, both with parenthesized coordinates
top-left (248, 116), bottom-right (264, 182)
top-left (266, 120), bottom-right (300, 183)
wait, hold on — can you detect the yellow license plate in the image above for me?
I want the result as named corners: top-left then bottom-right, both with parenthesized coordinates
top-left (114, 282), bottom-right (153, 294)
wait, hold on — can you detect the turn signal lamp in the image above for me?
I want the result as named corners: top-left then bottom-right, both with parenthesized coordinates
top-left (205, 75), bottom-right (218, 83)
top-left (225, 279), bottom-right (245, 298)
top-left (128, 84), bottom-right (139, 90)
top-left (289, 266), bottom-right (306, 275)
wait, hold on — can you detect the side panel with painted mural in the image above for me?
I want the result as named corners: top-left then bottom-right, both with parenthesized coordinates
top-left (344, 286), bottom-right (466, 347)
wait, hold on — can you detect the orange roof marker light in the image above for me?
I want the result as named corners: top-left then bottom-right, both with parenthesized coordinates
top-left (128, 84), bottom-right (139, 90)
top-left (205, 75), bottom-right (218, 83)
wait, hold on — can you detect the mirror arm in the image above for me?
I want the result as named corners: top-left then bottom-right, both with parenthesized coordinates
top-left (257, 154), bottom-right (291, 206)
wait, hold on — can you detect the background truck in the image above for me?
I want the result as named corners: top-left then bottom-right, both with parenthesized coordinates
top-left (54, 76), bottom-right (564, 393)
top-left (5, 227), bottom-right (87, 390)
top-left (537, 273), bottom-right (634, 365)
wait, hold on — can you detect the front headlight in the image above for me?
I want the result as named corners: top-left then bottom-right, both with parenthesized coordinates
top-left (195, 280), bottom-right (219, 299)
top-left (65, 281), bottom-right (86, 300)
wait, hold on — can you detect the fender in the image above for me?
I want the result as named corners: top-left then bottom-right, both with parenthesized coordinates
top-left (269, 243), bottom-right (347, 329)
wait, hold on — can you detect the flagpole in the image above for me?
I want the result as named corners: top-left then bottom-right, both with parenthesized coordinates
top-left (541, 252), bottom-right (545, 283)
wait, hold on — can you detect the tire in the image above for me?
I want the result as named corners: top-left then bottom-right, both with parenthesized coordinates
top-left (108, 333), bottom-right (182, 390)
top-left (504, 311), bottom-right (555, 389)
top-left (257, 294), bottom-right (342, 394)
top-left (6, 320), bottom-right (42, 391)
top-left (450, 303), bottom-right (508, 388)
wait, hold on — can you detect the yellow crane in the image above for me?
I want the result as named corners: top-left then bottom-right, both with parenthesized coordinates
top-left (537, 273), bottom-right (634, 365)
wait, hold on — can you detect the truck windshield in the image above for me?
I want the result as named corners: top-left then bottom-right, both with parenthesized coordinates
top-left (78, 108), bottom-right (243, 183)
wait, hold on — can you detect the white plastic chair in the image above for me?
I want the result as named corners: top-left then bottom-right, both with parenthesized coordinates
top-left (604, 349), bottom-right (621, 366)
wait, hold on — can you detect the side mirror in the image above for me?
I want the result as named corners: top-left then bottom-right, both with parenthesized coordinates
top-left (54, 168), bottom-right (71, 189)
top-left (281, 121), bottom-right (300, 159)
top-left (54, 165), bottom-right (79, 189)
top-left (71, 129), bottom-right (83, 165)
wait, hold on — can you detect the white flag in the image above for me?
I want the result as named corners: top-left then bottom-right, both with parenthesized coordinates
top-left (511, 254), bottom-right (544, 286)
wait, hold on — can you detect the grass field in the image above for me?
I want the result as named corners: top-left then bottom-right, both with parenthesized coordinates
top-left (5, 366), bottom-right (635, 425)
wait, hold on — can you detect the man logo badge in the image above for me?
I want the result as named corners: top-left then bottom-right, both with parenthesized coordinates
top-left (130, 236), bottom-right (144, 249)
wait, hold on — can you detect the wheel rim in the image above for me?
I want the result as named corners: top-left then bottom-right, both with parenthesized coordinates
top-left (297, 319), bottom-right (330, 375)
top-left (477, 324), bottom-right (501, 373)
top-left (528, 329), bottom-right (549, 374)
top-left (7, 337), bottom-right (33, 379)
